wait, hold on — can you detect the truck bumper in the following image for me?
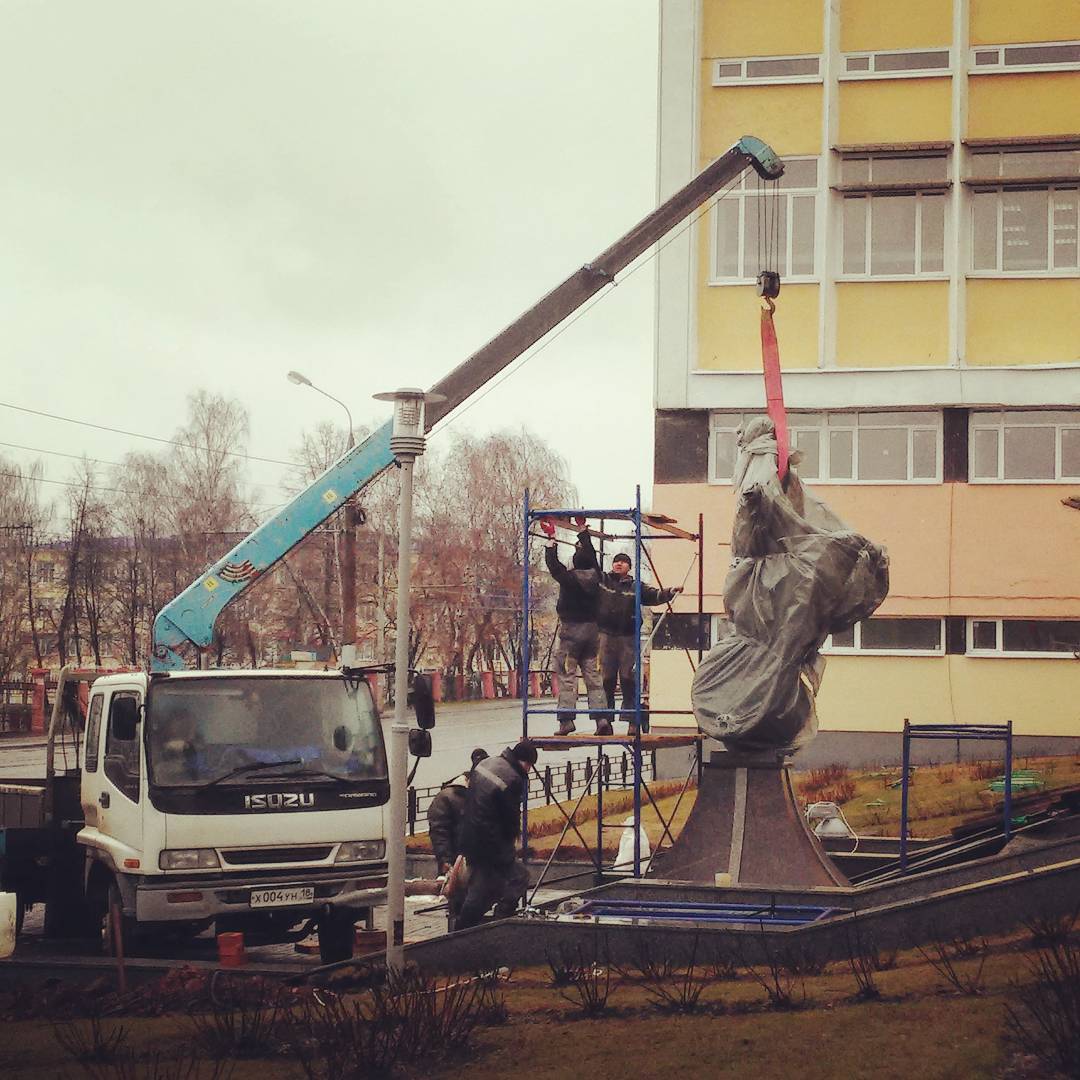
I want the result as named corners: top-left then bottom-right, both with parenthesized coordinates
top-left (134, 868), bottom-right (387, 923)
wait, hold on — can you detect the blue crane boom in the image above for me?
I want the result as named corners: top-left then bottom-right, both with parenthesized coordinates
top-left (150, 135), bottom-right (783, 671)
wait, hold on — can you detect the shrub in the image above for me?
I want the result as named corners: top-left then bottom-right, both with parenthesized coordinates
top-left (1004, 936), bottom-right (1080, 1078)
top-left (555, 938), bottom-right (619, 1017)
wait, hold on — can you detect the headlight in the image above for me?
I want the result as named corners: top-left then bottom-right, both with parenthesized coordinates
top-left (335, 840), bottom-right (386, 863)
top-left (159, 848), bottom-right (220, 871)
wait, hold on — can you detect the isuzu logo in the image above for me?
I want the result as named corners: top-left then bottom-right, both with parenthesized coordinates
top-left (243, 792), bottom-right (316, 810)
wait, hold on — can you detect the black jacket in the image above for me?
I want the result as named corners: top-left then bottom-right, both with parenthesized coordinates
top-left (427, 773), bottom-right (469, 871)
top-left (545, 530), bottom-right (599, 624)
top-left (458, 749), bottom-right (527, 868)
top-left (597, 572), bottom-right (675, 636)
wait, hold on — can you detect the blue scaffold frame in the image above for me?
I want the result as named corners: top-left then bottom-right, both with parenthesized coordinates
top-left (519, 487), bottom-right (703, 882)
top-left (899, 719), bottom-right (1014, 871)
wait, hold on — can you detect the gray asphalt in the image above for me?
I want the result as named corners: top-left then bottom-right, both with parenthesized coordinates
top-left (0, 698), bottom-right (628, 787)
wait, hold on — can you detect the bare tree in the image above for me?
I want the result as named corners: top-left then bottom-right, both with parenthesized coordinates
top-left (0, 456), bottom-right (50, 682)
top-left (415, 428), bottom-right (576, 688)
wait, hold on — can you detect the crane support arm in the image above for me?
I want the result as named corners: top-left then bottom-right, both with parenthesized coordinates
top-left (424, 135), bottom-right (781, 428)
top-left (151, 135), bottom-right (782, 670)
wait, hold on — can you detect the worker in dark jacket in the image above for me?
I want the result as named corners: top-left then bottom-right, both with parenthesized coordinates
top-left (455, 740), bottom-right (538, 930)
top-left (598, 554), bottom-right (680, 733)
top-left (540, 516), bottom-right (607, 736)
top-left (427, 748), bottom-right (488, 876)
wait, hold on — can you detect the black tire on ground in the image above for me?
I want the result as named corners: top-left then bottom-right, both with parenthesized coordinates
top-left (317, 909), bottom-right (356, 964)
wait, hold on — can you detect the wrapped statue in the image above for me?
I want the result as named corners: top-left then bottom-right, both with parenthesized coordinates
top-left (691, 417), bottom-right (890, 753)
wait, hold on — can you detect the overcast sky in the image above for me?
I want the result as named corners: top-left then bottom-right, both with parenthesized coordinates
top-left (0, 2), bottom-right (662, 526)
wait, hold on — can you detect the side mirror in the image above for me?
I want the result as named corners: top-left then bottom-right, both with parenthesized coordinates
top-left (111, 697), bottom-right (139, 742)
top-left (409, 674), bottom-right (436, 730)
top-left (408, 728), bottom-right (432, 759)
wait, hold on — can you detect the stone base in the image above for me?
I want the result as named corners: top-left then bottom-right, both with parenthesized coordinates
top-left (650, 747), bottom-right (848, 888)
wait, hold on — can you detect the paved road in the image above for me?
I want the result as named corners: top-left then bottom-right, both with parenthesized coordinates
top-left (0, 698), bottom-right (628, 786)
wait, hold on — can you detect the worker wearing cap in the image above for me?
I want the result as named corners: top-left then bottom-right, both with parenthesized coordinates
top-left (539, 516), bottom-right (607, 737)
top-left (454, 740), bottom-right (538, 930)
top-left (598, 554), bottom-right (680, 734)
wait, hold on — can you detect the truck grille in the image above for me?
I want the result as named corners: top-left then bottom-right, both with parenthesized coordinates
top-left (220, 845), bottom-right (334, 866)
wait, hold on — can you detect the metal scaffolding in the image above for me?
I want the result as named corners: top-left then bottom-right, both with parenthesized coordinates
top-left (519, 487), bottom-right (703, 884)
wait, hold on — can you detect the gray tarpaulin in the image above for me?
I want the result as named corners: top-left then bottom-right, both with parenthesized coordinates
top-left (691, 418), bottom-right (889, 753)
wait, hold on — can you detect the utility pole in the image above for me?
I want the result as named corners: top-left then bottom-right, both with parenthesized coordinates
top-left (341, 502), bottom-right (359, 656)
top-left (376, 532), bottom-right (387, 698)
top-left (373, 387), bottom-right (444, 974)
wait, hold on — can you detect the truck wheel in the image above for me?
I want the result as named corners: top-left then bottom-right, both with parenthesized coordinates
top-left (317, 909), bottom-right (356, 965)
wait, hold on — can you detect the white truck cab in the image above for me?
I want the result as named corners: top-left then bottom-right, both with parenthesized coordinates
top-left (78, 668), bottom-right (389, 962)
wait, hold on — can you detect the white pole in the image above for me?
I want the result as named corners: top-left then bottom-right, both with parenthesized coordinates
top-left (386, 457), bottom-right (414, 974)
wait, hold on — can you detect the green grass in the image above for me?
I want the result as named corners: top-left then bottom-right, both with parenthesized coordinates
top-left (795, 754), bottom-right (1080, 838)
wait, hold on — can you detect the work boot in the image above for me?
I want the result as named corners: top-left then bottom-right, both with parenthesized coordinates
top-left (556, 718), bottom-right (576, 736)
top-left (594, 720), bottom-right (613, 736)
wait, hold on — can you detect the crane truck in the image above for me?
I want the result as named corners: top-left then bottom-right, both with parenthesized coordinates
top-left (0, 136), bottom-right (783, 964)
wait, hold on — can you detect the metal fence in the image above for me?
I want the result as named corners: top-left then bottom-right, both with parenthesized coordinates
top-left (406, 747), bottom-right (657, 835)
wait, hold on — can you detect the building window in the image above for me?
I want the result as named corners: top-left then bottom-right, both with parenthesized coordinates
top-left (841, 48), bottom-right (951, 79)
top-left (712, 159), bottom-right (818, 282)
top-left (712, 55), bottom-right (821, 85)
top-left (971, 41), bottom-right (1080, 74)
top-left (968, 148), bottom-right (1079, 273)
top-left (969, 618), bottom-right (1080, 657)
top-left (710, 411), bottom-right (942, 484)
top-left (969, 410), bottom-right (1080, 482)
top-left (837, 155), bottom-right (949, 277)
top-left (825, 618), bottom-right (944, 654)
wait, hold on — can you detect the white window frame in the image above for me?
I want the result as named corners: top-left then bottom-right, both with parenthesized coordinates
top-left (709, 157), bottom-right (820, 285)
top-left (967, 617), bottom-right (1080, 659)
top-left (970, 40), bottom-right (1080, 75)
top-left (968, 410), bottom-right (1080, 483)
top-left (840, 47), bottom-right (952, 80)
top-left (709, 410), bottom-right (943, 485)
top-left (711, 54), bottom-right (822, 86)
top-left (839, 191), bottom-right (950, 280)
top-left (711, 615), bottom-right (730, 647)
top-left (823, 617), bottom-right (946, 656)
top-left (968, 184), bottom-right (1080, 277)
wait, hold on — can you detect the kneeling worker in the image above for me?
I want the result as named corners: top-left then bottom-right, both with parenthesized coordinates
top-left (454, 740), bottom-right (538, 930)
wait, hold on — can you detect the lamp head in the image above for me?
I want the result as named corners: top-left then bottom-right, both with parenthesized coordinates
top-left (287, 370), bottom-right (312, 387)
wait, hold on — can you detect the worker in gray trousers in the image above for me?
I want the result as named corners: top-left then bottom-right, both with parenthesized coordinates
top-left (598, 553), bottom-right (680, 733)
top-left (540, 516), bottom-right (608, 736)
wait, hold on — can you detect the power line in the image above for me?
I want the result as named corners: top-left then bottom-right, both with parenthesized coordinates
top-left (0, 440), bottom-right (125, 468)
top-left (0, 400), bottom-right (302, 468)
top-left (0, 469), bottom-right (279, 517)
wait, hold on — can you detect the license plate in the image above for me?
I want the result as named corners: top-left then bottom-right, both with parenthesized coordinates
top-left (249, 886), bottom-right (315, 909)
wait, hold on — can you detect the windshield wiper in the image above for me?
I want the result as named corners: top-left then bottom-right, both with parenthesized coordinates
top-left (255, 766), bottom-right (351, 783)
top-left (203, 758), bottom-right (303, 788)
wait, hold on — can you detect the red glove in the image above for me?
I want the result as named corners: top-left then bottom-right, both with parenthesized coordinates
top-left (572, 515), bottom-right (586, 528)
top-left (539, 519), bottom-right (556, 538)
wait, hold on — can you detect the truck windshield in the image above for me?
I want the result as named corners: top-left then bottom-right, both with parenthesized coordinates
top-left (146, 677), bottom-right (386, 788)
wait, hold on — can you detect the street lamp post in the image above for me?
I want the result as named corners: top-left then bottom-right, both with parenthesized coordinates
top-left (372, 386), bottom-right (443, 974)
top-left (287, 370), bottom-right (360, 663)
top-left (287, 370), bottom-right (355, 448)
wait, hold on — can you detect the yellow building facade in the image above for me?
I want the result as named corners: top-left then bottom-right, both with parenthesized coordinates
top-left (652, 0), bottom-right (1080, 746)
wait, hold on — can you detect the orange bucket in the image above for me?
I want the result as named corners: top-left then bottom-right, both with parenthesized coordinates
top-left (217, 931), bottom-right (245, 968)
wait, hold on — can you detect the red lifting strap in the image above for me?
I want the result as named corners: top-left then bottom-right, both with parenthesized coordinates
top-left (760, 298), bottom-right (789, 480)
